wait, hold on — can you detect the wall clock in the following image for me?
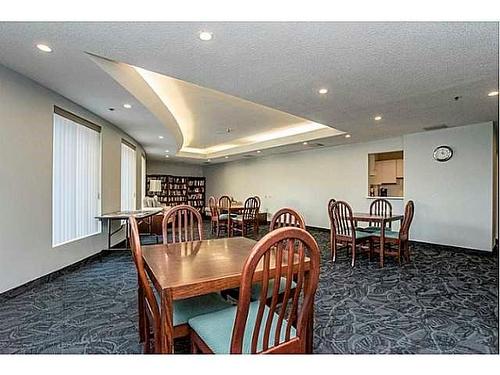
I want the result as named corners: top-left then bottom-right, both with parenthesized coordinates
top-left (433, 145), bottom-right (453, 162)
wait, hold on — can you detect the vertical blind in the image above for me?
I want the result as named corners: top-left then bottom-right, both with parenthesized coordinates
top-left (121, 142), bottom-right (136, 211)
top-left (52, 112), bottom-right (101, 247)
top-left (141, 154), bottom-right (146, 208)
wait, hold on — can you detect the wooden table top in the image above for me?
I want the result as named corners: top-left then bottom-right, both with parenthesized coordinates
top-left (352, 212), bottom-right (404, 222)
top-left (142, 237), bottom-right (257, 299)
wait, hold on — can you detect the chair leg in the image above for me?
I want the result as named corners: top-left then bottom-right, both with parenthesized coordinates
top-left (143, 316), bottom-right (151, 354)
top-left (138, 287), bottom-right (145, 343)
top-left (368, 239), bottom-right (372, 261)
top-left (332, 237), bottom-right (336, 262)
top-left (351, 242), bottom-right (356, 268)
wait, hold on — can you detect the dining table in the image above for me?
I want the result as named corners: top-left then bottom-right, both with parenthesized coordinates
top-left (352, 212), bottom-right (404, 267)
top-left (141, 236), bottom-right (313, 354)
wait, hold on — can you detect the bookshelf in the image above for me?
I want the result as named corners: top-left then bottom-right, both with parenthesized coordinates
top-left (146, 174), bottom-right (206, 214)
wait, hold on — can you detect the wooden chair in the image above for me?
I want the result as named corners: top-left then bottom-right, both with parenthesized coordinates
top-left (131, 215), bottom-right (231, 354)
top-left (253, 196), bottom-right (262, 234)
top-left (328, 200), bottom-right (373, 267)
top-left (371, 200), bottom-right (415, 264)
top-left (231, 197), bottom-right (259, 237)
top-left (269, 207), bottom-right (306, 231)
top-left (208, 196), bottom-right (220, 236)
top-left (218, 195), bottom-right (234, 237)
top-left (362, 198), bottom-right (393, 232)
top-left (327, 199), bottom-right (336, 249)
top-left (162, 204), bottom-right (204, 244)
top-left (188, 227), bottom-right (321, 354)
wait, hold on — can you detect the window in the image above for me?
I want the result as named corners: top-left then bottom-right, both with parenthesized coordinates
top-left (368, 151), bottom-right (404, 198)
top-left (141, 154), bottom-right (146, 208)
top-left (52, 107), bottom-right (101, 247)
top-left (121, 140), bottom-right (136, 211)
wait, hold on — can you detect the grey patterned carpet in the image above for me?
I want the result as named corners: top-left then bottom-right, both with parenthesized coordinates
top-left (0, 223), bottom-right (498, 354)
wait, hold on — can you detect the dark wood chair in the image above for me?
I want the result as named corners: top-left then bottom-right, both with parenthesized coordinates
top-left (363, 198), bottom-right (393, 232)
top-left (270, 207), bottom-right (306, 230)
top-left (253, 196), bottom-right (262, 234)
top-left (231, 196), bottom-right (259, 237)
top-left (162, 204), bottom-right (204, 244)
top-left (131, 214), bottom-right (231, 353)
top-left (218, 195), bottom-right (234, 237)
top-left (372, 200), bottom-right (415, 264)
top-left (189, 227), bottom-right (321, 354)
top-left (328, 200), bottom-right (373, 267)
top-left (327, 198), bottom-right (336, 250)
top-left (208, 196), bottom-right (220, 236)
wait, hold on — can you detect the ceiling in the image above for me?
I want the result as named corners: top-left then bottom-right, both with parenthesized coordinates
top-left (0, 22), bottom-right (497, 164)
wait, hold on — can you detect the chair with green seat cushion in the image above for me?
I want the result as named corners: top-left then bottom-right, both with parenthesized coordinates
top-left (188, 301), bottom-right (296, 353)
top-left (189, 227), bottom-right (321, 354)
top-left (219, 213), bottom-right (237, 220)
top-left (129, 213), bottom-right (232, 353)
top-left (250, 277), bottom-right (297, 301)
top-left (328, 200), bottom-right (374, 267)
top-left (368, 228), bottom-right (399, 239)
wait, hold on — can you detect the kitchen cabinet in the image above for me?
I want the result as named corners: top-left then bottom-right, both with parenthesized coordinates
top-left (369, 154), bottom-right (376, 176)
top-left (396, 159), bottom-right (404, 178)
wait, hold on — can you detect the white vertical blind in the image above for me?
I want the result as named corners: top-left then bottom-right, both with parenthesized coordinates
top-left (141, 155), bottom-right (146, 208)
top-left (52, 113), bottom-right (101, 247)
top-left (121, 142), bottom-right (136, 211)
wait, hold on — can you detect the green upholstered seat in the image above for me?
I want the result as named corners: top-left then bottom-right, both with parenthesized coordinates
top-left (157, 293), bottom-right (232, 326)
top-left (368, 228), bottom-right (400, 239)
top-left (188, 301), bottom-right (297, 354)
top-left (219, 213), bottom-right (237, 220)
top-left (355, 230), bottom-right (373, 239)
top-left (357, 226), bottom-right (380, 232)
top-left (250, 277), bottom-right (297, 301)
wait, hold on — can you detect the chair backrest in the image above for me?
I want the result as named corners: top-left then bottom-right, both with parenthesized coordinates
top-left (231, 227), bottom-right (320, 354)
top-left (254, 196), bottom-right (261, 206)
top-left (162, 204), bottom-right (204, 244)
top-left (269, 208), bottom-right (306, 231)
top-left (129, 216), bottom-right (161, 352)
top-left (327, 198), bottom-right (336, 212)
top-left (328, 200), bottom-right (355, 238)
top-left (242, 196), bottom-right (259, 220)
top-left (399, 200), bottom-right (415, 241)
top-left (369, 198), bottom-right (392, 228)
top-left (218, 195), bottom-right (232, 213)
top-left (208, 196), bottom-right (219, 218)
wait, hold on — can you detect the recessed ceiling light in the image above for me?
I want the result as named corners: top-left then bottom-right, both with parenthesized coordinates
top-left (158, 136), bottom-right (164, 139)
top-left (207, 159), bottom-right (211, 162)
top-left (488, 91), bottom-right (499, 97)
top-left (123, 104), bottom-right (132, 109)
top-left (345, 134), bottom-right (351, 138)
top-left (165, 150), bottom-right (169, 153)
top-left (225, 156), bottom-right (229, 159)
top-left (256, 150), bottom-right (261, 153)
top-left (318, 88), bottom-right (328, 95)
top-left (374, 116), bottom-right (382, 121)
top-left (165, 155), bottom-right (169, 158)
top-left (303, 142), bottom-right (309, 145)
top-left (36, 44), bottom-right (52, 53)
top-left (199, 31), bottom-right (213, 41)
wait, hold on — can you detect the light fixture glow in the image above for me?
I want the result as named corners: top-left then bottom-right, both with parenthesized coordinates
top-left (303, 141), bottom-right (309, 145)
top-left (207, 159), bottom-right (211, 162)
top-left (165, 155), bottom-right (169, 158)
top-left (123, 103), bottom-right (132, 109)
top-left (345, 134), bottom-right (351, 138)
top-left (256, 150), bottom-right (261, 153)
top-left (318, 88), bottom-right (328, 95)
top-left (488, 91), bottom-right (499, 97)
top-left (158, 136), bottom-right (164, 139)
top-left (199, 31), bottom-right (213, 41)
top-left (224, 156), bottom-right (229, 159)
top-left (165, 150), bottom-right (169, 153)
top-left (36, 44), bottom-right (52, 53)
top-left (374, 116), bottom-right (382, 121)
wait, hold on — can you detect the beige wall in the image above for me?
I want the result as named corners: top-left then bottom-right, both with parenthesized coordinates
top-left (204, 122), bottom-right (494, 251)
top-left (146, 160), bottom-right (203, 177)
top-left (0, 64), bottom-right (145, 293)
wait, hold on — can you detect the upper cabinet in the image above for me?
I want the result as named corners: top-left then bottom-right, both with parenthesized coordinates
top-left (374, 160), bottom-right (397, 184)
top-left (396, 159), bottom-right (404, 178)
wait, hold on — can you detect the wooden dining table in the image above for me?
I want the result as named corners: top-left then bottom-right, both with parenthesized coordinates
top-left (142, 236), bottom-right (313, 354)
top-left (352, 212), bottom-right (403, 267)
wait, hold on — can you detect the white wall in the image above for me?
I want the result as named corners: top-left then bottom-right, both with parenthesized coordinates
top-left (204, 122), bottom-right (494, 251)
top-left (0, 64), bottom-right (146, 293)
top-left (147, 160), bottom-right (203, 177)
top-left (405, 122), bottom-right (493, 251)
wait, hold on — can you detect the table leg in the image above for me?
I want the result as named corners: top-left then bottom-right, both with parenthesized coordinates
top-left (304, 270), bottom-right (314, 353)
top-left (160, 289), bottom-right (174, 354)
top-left (380, 220), bottom-right (386, 268)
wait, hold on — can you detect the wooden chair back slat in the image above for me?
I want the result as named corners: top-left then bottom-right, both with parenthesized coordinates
top-left (162, 205), bottom-right (204, 244)
top-left (369, 198), bottom-right (393, 229)
top-left (219, 195), bottom-right (232, 213)
top-left (231, 227), bottom-right (320, 354)
top-left (329, 200), bottom-right (355, 238)
top-left (243, 196), bottom-right (259, 220)
top-left (208, 196), bottom-right (219, 217)
top-left (269, 208), bottom-right (306, 231)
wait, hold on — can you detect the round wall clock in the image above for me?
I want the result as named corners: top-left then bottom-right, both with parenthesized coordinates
top-left (433, 145), bottom-right (453, 162)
